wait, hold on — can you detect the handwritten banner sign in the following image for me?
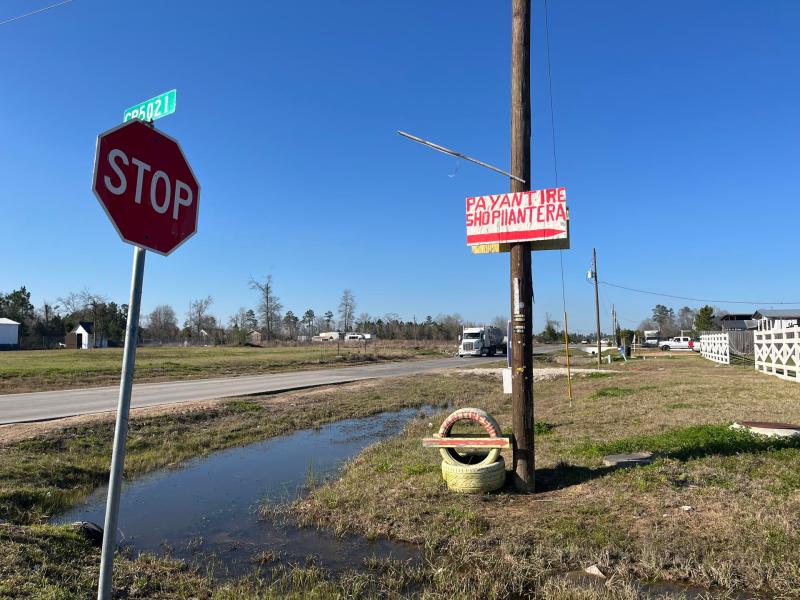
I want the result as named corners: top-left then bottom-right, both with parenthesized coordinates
top-left (466, 188), bottom-right (568, 248)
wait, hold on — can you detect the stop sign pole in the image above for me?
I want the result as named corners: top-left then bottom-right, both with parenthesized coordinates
top-left (96, 244), bottom-right (145, 600)
top-left (91, 118), bottom-right (199, 600)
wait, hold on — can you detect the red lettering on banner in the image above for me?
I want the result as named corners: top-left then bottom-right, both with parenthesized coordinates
top-left (464, 187), bottom-right (568, 247)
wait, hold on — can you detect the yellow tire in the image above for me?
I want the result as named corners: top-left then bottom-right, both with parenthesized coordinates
top-left (438, 408), bottom-right (503, 467)
top-left (441, 457), bottom-right (506, 493)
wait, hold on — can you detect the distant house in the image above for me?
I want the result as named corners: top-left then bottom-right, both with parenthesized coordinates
top-left (753, 309), bottom-right (800, 329)
top-left (248, 330), bottom-right (262, 345)
top-left (0, 318), bottom-right (20, 350)
top-left (718, 313), bottom-right (758, 331)
top-left (66, 322), bottom-right (108, 349)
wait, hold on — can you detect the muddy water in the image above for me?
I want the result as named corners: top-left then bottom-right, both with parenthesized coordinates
top-left (55, 406), bottom-right (435, 577)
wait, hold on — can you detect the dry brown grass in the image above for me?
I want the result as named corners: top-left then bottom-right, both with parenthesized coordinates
top-left (294, 355), bottom-right (800, 598)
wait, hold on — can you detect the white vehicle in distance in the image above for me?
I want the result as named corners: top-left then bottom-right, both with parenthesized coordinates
top-left (345, 333), bottom-right (365, 341)
top-left (659, 336), bottom-right (693, 351)
top-left (458, 326), bottom-right (506, 357)
top-left (643, 329), bottom-right (660, 347)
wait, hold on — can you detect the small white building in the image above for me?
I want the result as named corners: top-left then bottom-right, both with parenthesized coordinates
top-left (0, 318), bottom-right (20, 350)
top-left (67, 322), bottom-right (108, 350)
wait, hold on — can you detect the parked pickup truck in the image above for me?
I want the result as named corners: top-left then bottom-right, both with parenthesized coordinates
top-left (659, 336), bottom-right (693, 351)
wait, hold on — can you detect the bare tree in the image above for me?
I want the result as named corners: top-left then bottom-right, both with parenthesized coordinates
top-left (185, 296), bottom-right (213, 340)
top-left (637, 318), bottom-right (657, 332)
top-left (228, 307), bottom-right (253, 345)
top-left (147, 304), bottom-right (178, 342)
top-left (249, 275), bottom-right (283, 342)
top-left (78, 289), bottom-right (108, 348)
top-left (491, 315), bottom-right (508, 331)
top-left (677, 306), bottom-right (696, 332)
top-left (338, 289), bottom-right (356, 333)
top-left (57, 291), bottom-right (83, 316)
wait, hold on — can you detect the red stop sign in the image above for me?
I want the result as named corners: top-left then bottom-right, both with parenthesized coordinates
top-left (92, 120), bottom-right (200, 255)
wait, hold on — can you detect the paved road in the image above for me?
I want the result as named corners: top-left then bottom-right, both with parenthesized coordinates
top-left (0, 356), bottom-right (493, 424)
top-left (0, 345), bottom-right (563, 424)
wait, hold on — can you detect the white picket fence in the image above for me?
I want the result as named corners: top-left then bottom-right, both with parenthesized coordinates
top-left (699, 332), bottom-right (730, 365)
top-left (755, 321), bottom-right (800, 382)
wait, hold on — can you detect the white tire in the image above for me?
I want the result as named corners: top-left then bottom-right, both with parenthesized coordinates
top-left (441, 457), bottom-right (506, 493)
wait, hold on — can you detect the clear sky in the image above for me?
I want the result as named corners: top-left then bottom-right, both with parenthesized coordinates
top-left (2, 0), bottom-right (800, 333)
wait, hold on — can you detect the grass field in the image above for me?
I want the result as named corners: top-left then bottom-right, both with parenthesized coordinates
top-left (0, 342), bottom-right (451, 393)
top-left (3, 354), bottom-right (800, 598)
top-left (292, 354), bottom-right (800, 598)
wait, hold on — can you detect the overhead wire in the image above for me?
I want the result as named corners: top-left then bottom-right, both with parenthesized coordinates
top-left (0, 0), bottom-right (73, 27)
top-left (543, 0), bottom-right (567, 316)
top-left (599, 280), bottom-right (800, 306)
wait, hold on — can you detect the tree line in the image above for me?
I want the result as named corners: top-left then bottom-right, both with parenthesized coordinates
top-left (1, 278), bottom-right (473, 349)
top-left (637, 304), bottom-right (719, 338)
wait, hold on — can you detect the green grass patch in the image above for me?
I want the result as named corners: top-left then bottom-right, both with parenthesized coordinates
top-left (591, 386), bottom-right (632, 398)
top-left (575, 424), bottom-right (800, 462)
top-left (666, 402), bottom-right (691, 410)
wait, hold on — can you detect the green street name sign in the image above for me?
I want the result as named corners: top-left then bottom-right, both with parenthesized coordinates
top-left (123, 89), bottom-right (176, 123)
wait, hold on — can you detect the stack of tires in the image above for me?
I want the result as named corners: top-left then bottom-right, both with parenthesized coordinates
top-left (438, 408), bottom-right (507, 493)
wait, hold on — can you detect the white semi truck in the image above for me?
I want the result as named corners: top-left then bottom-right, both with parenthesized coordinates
top-left (458, 326), bottom-right (506, 357)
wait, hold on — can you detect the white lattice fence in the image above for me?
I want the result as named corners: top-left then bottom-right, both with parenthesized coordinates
top-left (755, 323), bottom-right (800, 382)
top-left (700, 332), bottom-right (730, 365)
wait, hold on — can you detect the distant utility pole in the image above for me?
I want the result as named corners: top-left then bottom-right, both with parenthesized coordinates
top-left (613, 305), bottom-right (621, 347)
top-left (593, 248), bottom-right (601, 367)
top-left (509, 0), bottom-right (534, 492)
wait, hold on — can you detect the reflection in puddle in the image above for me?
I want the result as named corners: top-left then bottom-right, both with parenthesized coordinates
top-left (54, 406), bottom-right (437, 577)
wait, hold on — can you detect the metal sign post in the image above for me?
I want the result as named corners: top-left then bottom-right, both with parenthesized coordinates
top-left (91, 101), bottom-right (198, 598)
top-left (97, 245), bottom-right (145, 600)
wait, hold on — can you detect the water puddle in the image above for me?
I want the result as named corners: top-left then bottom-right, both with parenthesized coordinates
top-left (54, 406), bottom-right (436, 577)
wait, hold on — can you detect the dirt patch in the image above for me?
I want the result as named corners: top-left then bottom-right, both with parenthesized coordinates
top-left (451, 366), bottom-right (608, 381)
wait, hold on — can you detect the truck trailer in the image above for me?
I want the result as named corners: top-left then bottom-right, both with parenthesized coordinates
top-left (458, 326), bottom-right (506, 357)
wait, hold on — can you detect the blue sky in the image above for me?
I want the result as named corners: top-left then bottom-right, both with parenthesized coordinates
top-left (2, 1), bottom-right (800, 333)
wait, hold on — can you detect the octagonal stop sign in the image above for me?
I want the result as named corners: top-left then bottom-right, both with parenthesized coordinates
top-left (92, 120), bottom-right (200, 255)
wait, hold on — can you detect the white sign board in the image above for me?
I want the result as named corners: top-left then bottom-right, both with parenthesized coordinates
top-left (466, 187), bottom-right (568, 247)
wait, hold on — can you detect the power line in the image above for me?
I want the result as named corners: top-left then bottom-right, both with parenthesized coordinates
top-left (543, 0), bottom-right (568, 317)
top-left (0, 0), bottom-right (73, 27)
top-left (543, 0), bottom-right (559, 186)
top-left (600, 280), bottom-right (800, 306)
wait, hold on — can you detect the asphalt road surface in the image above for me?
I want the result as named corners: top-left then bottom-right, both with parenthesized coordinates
top-left (0, 346), bottom-right (563, 425)
top-left (0, 356), bottom-right (484, 425)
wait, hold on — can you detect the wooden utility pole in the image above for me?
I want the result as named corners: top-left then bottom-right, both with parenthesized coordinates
top-left (593, 248), bottom-right (601, 367)
top-left (510, 0), bottom-right (534, 492)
